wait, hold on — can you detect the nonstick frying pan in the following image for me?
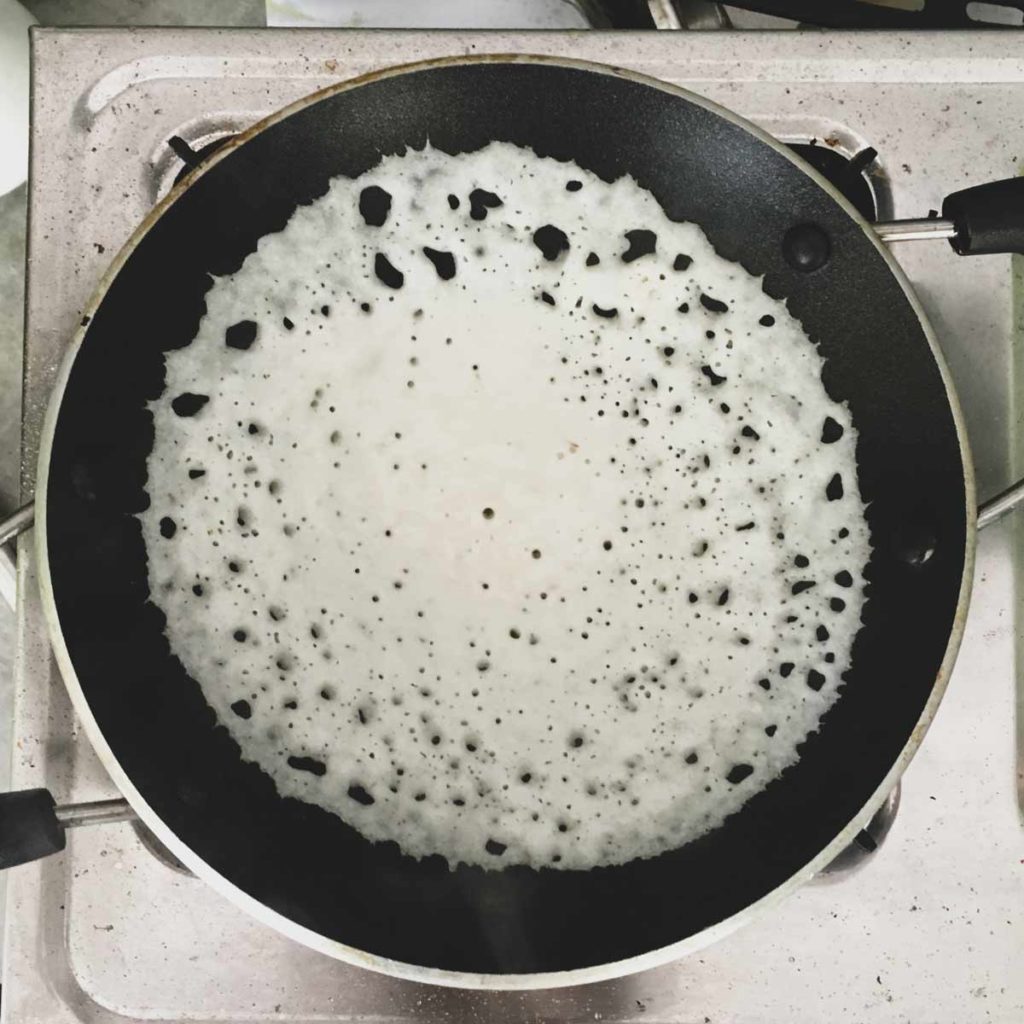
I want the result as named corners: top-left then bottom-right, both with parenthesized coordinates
top-left (2, 55), bottom-right (1024, 990)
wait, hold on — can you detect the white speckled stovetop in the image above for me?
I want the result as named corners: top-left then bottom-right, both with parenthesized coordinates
top-left (5, 27), bottom-right (1024, 1024)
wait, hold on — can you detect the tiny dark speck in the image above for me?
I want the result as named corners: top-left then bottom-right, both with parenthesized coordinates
top-left (830, 597), bottom-right (847, 612)
top-left (486, 838), bottom-right (507, 855)
top-left (759, 314), bottom-right (776, 327)
top-left (826, 473), bottom-right (844, 501)
top-left (701, 365), bottom-right (726, 386)
top-left (835, 570), bottom-right (854, 588)
top-left (673, 253), bottom-right (693, 271)
top-left (282, 316), bottom-right (294, 330)
top-left (780, 662), bottom-right (795, 678)
top-left (566, 180), bottom-right (583, 192)
top-left (586, 252), bottom-right (600, 267)
top-left (592, 304), bottom-right (618, 319)
top-left (159, 516), bottom-right (177, 539)
top-left (792, 580), bottom-right (816, 595)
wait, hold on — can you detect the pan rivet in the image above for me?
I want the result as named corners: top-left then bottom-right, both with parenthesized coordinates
top-left (782, 223), bottom-right (831, 273)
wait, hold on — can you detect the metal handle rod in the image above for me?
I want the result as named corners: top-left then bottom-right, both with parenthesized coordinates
top-left (873, 214), bottom-right (1024, 528)
top-left (54, 798), bottom-right (135, 829)
top-left (0, 502), bottom-right (34, 546)
top-left (647, 0), bottom-right (731, 28)
top-left (647, 0), bottom-right (683, 27)
top-left (977, 479), bottom-right (1024, 531)
top-left (873, 218), bottom-right (958, 243)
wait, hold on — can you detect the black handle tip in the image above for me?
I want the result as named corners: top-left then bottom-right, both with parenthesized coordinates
top-left (0, 789), bottom-right (66, 869)
top-left (942, 176), bottom-right (1024, 256)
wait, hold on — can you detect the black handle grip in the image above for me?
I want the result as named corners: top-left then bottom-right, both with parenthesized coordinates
top-left (0, 789), bottom-right (66, 868)
top-left (942, 177), bottom-right (1024, 256)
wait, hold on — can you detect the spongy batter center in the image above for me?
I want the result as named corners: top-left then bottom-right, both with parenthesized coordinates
top-left (141, 142), bottom-right (869, 871)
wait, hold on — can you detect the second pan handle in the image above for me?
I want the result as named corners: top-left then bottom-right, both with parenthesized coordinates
top-left (0, 501), bottom-right (33, 547)
top-left (0, 789), bottom-right (134, 869)
top-left (875, 175), bottom-right (1024, 255)
top-left (872, 173), bottom-right (1024, 527)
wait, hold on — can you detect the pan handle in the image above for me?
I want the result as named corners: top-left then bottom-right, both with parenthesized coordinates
top-left (872, 175), bottom-right (1024, 526)
top-left (1, 501), bottom-right (35, 608)
top-left (977, 480), bottom-right (1024, 531)
top-left (874, 175), bottom-right (1024, 255)
top-left (0, 789), bottom-right (134, 869)
top-left (0, 501), bottom-right (33, 547)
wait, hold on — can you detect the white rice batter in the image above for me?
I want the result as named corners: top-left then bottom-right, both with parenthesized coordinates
top-left (141, 142), bottom-right (870, 870)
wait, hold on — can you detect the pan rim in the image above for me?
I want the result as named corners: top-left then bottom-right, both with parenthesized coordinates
top-left (34, 51), bottom-right (976, 991)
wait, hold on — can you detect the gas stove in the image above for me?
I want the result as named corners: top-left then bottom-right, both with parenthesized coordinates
top-left (6, 26), bottom-right (1023, 1023)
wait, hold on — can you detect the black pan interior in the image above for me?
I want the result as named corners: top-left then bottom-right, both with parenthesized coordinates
top-left (45, 60), bottom-right (967, 975)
